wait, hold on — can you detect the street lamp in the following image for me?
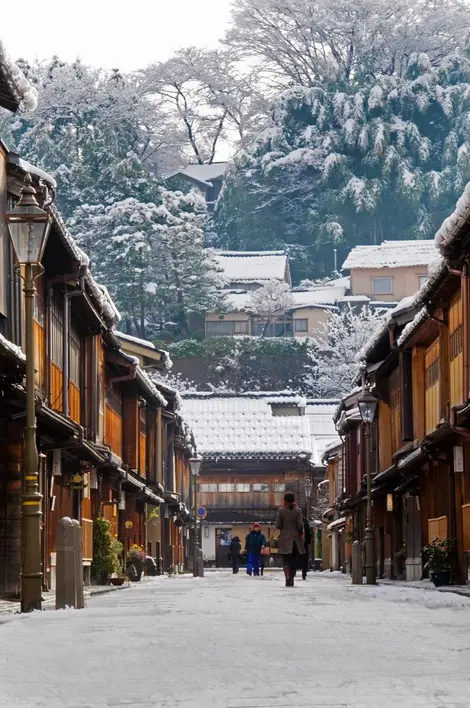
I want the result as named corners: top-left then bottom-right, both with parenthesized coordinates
top-left (357, 385), bottom-right (378, 585)
top-left (303, 476), bottom-right (313, 519)
top-left (189, 455), bottom-right (202, 577)
top-left (5, 173), bottom-right (51, 612)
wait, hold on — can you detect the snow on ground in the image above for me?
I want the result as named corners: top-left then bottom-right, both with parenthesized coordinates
top-left (1, 571), bottom-right (470, 708)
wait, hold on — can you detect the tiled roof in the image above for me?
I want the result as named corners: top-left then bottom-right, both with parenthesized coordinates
top-left (215, 251), bottom-right (288, 283)
top-left (342, 240), bottom-right (438, 270)
top-left (170, 162), bottom-right (229, 186)
top-left (181, 394), bottom-right (312, 459)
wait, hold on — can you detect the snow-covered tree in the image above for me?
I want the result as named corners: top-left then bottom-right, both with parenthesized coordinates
top-left (246, 280), bottom-right (294, 335)
top-left (312, 305), bottom-right (385, 396)
top-left (0, 57), bottom-right (182, 218)
top-left (215, 51), bottom-right (470, 280)
top-left (142, 46), bottom-right (267, 164)
top-left (71, 189), bottom-right (225, 338)
top-left (226, 0), bottom-right (470, 88)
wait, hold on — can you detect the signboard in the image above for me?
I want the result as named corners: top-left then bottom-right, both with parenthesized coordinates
top-left (454, 445), bottom-right (464, 473)
top-left (197, 506), bottom-right (207, 520)
top-left (386, 493), bottom-right (394, 512)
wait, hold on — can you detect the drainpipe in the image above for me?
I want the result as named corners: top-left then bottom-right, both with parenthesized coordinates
top-left (63, 274), bottom-right (86, 417)
top-left (108, 362), bottom-right (137, 387)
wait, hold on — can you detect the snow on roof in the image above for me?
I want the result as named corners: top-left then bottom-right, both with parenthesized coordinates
top-left (115, 331), bottom-right (156, 350)
top-left (215, 251), bottom-right (288, 283)
top-left (305, 401), bottom-right (340, 465)
top-left (434, 181), bottom-right (470, 249)
top-left (0, 332), bottom-right (25, 363)
top-left (181, 394), bottom-right (312, 459)
top-left (169, 162), bottom-right (229, 186)
top-left (292, 287), bottom-right (346, 306)
top-left (342, 240), bottom-right (438, 270)
top-left (396, 307), bottom-right (429, 347)
top-left (0, 39), bottom-right (38, 112)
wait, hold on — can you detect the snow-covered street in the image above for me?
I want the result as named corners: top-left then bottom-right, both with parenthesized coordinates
top-left (1, 571), bottom-right (470, 708)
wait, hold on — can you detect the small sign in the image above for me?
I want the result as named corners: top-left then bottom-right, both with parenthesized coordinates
top-left (386, 494), bottom-right (394, 512)
top-left (454, 445), bottom-right (464, 473)
top-left (52, 450), bottom-right (62, 476)
top-left (197, 506), bottom-right (207, 520)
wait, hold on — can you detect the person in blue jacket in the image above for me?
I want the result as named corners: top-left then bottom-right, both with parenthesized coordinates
top-left (245, 523), bottom-right (267, 577)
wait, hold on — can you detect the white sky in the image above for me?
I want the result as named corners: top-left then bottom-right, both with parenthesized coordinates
top-left (3, 0), bottom-right (232, 70)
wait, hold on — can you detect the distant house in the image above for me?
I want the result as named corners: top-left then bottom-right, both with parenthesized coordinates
top-left (342, 240), bottom-right (439, 302)
top-left (181, 392), bottom-right (321, 566)
top-left (115, 331), bottom-right (170, 370)
top-left (167, 162), bottom-right (228, 212)
top-left (206, 250), bottom-right (294, 337)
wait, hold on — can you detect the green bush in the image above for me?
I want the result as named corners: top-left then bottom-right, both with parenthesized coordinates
top-left (91, 518), bottom-right (123, 581)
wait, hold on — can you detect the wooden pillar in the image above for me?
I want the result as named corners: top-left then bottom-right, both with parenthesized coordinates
top-left (0, 422), bottom-right (23, 596)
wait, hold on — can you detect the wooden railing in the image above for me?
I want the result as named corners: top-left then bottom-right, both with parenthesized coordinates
top-left (34, 321), bottom-right (45, 391)
top-left (50, 362), bottom-right (63, 412)
top-left (69, 381), bottom-right (81, 423)
top-left (105, 404), bottom-right (122, 457)
top-left (428, 515), bottom-right (448, 543)
top-left (139, 432), bottom-right (147, 476)
top-left (425, 339), bottom-right (440, 435)
top-left (82, 518), bottom-right (93, 562)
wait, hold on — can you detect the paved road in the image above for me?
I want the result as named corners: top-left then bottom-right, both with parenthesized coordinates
top-left (1, 571), bottom-right (470, 708)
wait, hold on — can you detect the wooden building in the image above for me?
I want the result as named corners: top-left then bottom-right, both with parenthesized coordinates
top-left (181, 393), bottom-right (315, 566)
top-left (0, 54), bottom-right (196, 595)
top-left (335, 189), bottom-right (470, 584)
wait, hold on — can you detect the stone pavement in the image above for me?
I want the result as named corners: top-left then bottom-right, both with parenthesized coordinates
top-left (1, 570), bottom-right (470, 707)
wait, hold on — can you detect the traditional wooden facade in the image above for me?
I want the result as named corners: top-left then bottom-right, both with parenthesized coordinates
top-left (0, 144), bottom-right (195, 596)
top-left (181, 393), bottom-right (314, 566)
top-left (335, 188), bottom-right (470, 584)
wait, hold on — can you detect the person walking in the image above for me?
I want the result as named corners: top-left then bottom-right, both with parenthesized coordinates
top-left (300, 516), bottom-right (312, 580)
top-left (245, 523), bottom-right (267, 577)
top-left (276, 492), bottom-right (305, 587)
top-left (229, 536), bottom-right (242, 574)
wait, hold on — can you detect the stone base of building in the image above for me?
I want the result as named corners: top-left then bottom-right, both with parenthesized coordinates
top-left (405, 557), bottom-right (422, 581)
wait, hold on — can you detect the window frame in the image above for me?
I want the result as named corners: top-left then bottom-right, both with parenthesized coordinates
top-left (294, 318), bottom-right (308, 333)
top-left (233, 320), bottom-right (249, 335)
top-left (218, 483), bottom-right (235, 492)
top-left (371, 277), bottom-right (393, 295)
top-left (273, 483), bottom-right (286, 493)
top-left (235, 483), bottom-right (251, 493)
top-left (200, 483), bottom-right (217, 493)
top-left (253, 483), bottom-right (269, 492)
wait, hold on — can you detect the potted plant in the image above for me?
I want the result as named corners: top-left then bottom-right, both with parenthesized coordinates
top-left (423, 538), bottom-right (454, 587)
top-left (109, 537), bottom-right (127, 585)
top-left (126, 544), bottom-right (145, 581)
top-left (91, 518), bottom-right (115, 585)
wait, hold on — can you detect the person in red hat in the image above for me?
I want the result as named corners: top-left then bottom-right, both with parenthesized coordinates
top-left (244, 523), bottom-right (267, 576)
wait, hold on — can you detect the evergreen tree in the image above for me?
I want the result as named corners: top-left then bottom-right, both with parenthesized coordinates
top-left (214, 52), bottom-right (470, 281)
top-left (71, 189), bottom-right (225, 338)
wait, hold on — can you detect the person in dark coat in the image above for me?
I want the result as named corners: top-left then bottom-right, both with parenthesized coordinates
top-left (229, 536), bottom-right (242, 574)
top-left (276, 492), bottom-right (305, 587)
top-left (299, 517), bottom-right (312, 580)
top-left (245, 523), bottom-right (267, 577)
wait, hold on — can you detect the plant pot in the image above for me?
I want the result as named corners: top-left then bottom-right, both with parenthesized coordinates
top-left (430, 570), bottom-right (451, 587)
top-left (110, 577), bottom-right (126, 586)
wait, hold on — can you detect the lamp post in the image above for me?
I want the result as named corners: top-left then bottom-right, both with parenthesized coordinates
top-left (304, 475), bottom-right (313, 565)
top-left (5, 174), bottom-right (51, 612)
top-left (189, 455), bottom-right (202, 577)
top-left (357, 385), bottom-right (378, 585)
